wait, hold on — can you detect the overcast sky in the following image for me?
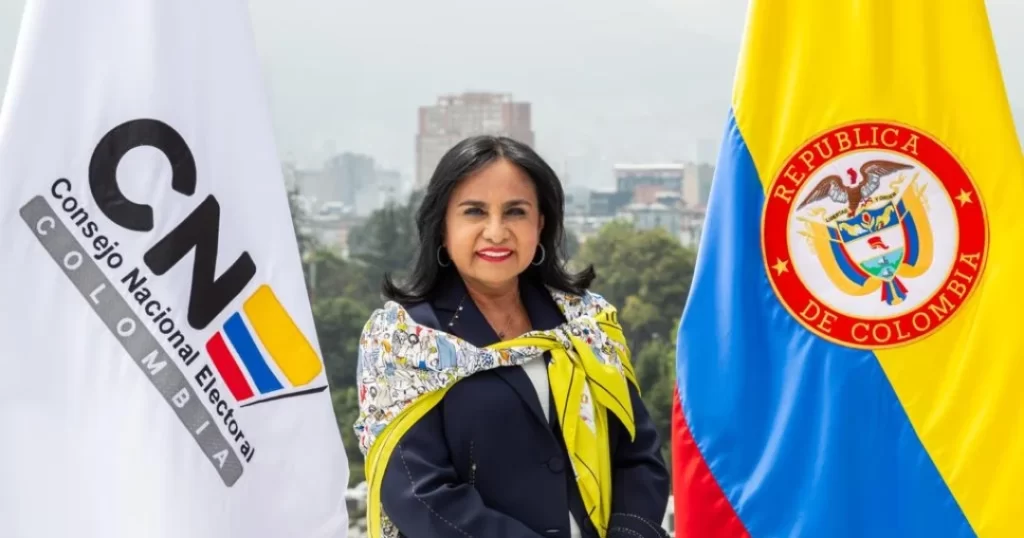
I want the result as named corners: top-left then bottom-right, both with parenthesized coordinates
top-left (2, 0), bottom-right (1022, 184)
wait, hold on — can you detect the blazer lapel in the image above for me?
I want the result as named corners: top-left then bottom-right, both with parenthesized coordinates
top-left (431, 274), bottom-right (552, 426)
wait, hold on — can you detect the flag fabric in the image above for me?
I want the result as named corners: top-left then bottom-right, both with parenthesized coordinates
top-left (0, 1), bottom-right (349, 536)
top-left (674, 1), bottom-right (1023, 537)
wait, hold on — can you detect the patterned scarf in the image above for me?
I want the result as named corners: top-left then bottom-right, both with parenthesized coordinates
top-left (354, 289), bottom-right (639, 538)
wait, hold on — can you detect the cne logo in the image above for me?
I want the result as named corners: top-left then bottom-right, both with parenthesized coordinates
top-left (207, 284), bottom-right (323, 406)
top-left (19, 117), bottom-right (329, 485)
top-left (762, 121), bottom-right (989, 349)
top-left (84, 119), bottom-right (327, 404)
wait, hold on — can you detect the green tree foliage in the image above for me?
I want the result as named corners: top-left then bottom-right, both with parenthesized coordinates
top-left (632, 338), bottom-right (678, 463)
top-left (347, 200), bottom-right (418, 285)
top-left (333, 387), bottom-right (363, 484)
top-left (560, 229), bottom-right (581, 261)
top-left (315, 296), bottom-right (371, 389)
top-left (285, 190), bottom-right (382, 487)
top-left (406, 188), bottom-right (425, 217)
top-left (576, 220), bottom-right (696, 350)
top-left (575, 220), bottom-right (697, 451)
top-left (305, 249), bottom-right (378, 307)
top-left (287, 186), bottom-right (318, 257)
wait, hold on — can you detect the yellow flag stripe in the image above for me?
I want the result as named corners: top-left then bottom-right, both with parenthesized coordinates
top-left (735, 1), bottom-right (1024, 534)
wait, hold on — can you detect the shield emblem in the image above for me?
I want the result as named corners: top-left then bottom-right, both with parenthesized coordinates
top-left (826, 202), bottom-right (918, 305)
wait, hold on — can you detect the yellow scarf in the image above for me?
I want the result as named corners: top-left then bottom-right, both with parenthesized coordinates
top-left (354, 291), bottom-right (638, 538)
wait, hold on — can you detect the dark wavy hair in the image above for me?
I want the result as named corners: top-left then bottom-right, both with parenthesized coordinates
top-left (382, 135), bottom-right (595, 303)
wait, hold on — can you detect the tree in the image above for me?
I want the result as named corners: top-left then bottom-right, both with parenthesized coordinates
top-left (305, 197), bottom-right (424, 489)
top-left (286, 186), bottom-right (374, 487)
top-left (315, 296), bottom-right (372, 390)
top-left (303, 251), bottom-right (377, 488)
top-left (576, 220), bottom-right (696, 350)
top-left (333, 386), bottom-right (364, 486)
top-left (633, 338), bottom-right (677, 462)
top-left (575, 220), bottom-right (697, 453)
top-left (347, 199), bottom-right (419, 284)
top-left (406, 188), bottom-right (425, 217)
top-left (305, 249), bottom-right (379, 307)
top-left (287, 186), bottom-right (318, 258)
top-left (561, 228), bottom-right (581, 261)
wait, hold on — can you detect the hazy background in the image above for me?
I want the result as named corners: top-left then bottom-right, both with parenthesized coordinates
top-left (2, 0), bottom-right (1022, 188)
top-left (3, 3), bottom-right (1022, 532)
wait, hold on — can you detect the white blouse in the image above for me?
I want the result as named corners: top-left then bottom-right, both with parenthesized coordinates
top-left (520, 360), bottom-right (583, 538)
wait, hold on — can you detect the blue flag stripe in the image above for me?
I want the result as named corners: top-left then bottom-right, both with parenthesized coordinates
top-left (675, 110), bottom-right (973, 537)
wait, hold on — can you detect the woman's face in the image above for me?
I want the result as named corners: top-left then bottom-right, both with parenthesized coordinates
top-left (444, 158), bottom-right (544, 291)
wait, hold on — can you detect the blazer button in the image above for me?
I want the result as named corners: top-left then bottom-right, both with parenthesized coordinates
top-left (547, 455), bottom-right (564, 473)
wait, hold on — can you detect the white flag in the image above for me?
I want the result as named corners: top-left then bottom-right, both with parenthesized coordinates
top-left (0, 1), bottom-right (350, 536)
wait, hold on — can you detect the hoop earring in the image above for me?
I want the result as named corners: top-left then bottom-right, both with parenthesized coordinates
top-left (532, 244), bottom-right (546, 266)
top-left (436, 246), bottom-right (452, 267)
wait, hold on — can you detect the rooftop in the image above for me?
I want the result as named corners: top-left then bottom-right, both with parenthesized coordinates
top-left (613, 163), bottom-right (687, 171)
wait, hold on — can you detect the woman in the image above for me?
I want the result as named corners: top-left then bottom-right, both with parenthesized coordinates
top-left (355, 135), bottom-right (669, 538)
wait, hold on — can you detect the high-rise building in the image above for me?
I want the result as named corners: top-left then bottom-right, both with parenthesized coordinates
top-left (324, 152), bottom-right (375, 207)
top-left (614, 164), bottom-right (686, 200)
top-left (415, 92), bottom-right (535, 187)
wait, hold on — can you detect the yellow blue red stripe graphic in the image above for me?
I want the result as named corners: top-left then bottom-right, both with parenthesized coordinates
top-left (206, 284), bottom-right (324, 404)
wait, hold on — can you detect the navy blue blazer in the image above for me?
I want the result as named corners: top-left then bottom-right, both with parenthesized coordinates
top-left (379, 274), bottom-right (670, 538)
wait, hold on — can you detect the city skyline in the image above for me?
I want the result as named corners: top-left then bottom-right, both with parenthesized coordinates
top-left (2, 0), bottom-right (1023, 188)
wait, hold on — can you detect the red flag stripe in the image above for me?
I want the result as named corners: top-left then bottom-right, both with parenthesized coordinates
top-left (672, 385), bottom-right (750, 538)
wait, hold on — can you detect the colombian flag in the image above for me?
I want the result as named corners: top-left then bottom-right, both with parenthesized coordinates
top-left (673, 1), bottom-right (1023, 537)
